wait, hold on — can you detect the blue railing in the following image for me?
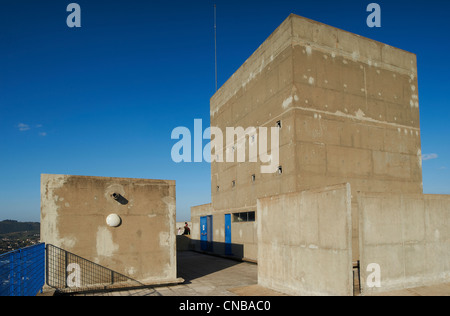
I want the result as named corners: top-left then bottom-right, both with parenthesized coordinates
top-left (0, 243), bottom-right (45, 296)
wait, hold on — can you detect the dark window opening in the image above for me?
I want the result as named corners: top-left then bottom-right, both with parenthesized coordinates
top-left (233, 211), bottom-right (256, 223)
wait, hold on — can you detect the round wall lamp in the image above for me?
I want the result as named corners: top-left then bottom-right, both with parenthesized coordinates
top-left (106, 214), bottom-right (122, 227)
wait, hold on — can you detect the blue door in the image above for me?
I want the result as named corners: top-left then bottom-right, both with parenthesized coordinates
top-left (200, 216), bottom-right (213, 251)
top-left (200, 216), bottom-right (208, 242)
top-left (225, 214), bottom-right (232, 255)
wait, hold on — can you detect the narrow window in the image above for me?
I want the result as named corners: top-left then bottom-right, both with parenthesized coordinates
top-left (232, 180), bottom-right (236, 188)
top-left (251, 174), bottom-right (256, 183)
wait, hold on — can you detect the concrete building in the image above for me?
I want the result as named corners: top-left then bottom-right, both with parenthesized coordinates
top-left (41, 174), bottom-right (179, 288)
top-left (191, 14), bottom-right (449, 295)
top-left (192, 13), bottom-right (422, 261)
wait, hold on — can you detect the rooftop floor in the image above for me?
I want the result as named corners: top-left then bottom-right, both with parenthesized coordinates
top-left (71, 251), bottom-right (284, 296)
top-left (45, 251), bottom-right (449, 296)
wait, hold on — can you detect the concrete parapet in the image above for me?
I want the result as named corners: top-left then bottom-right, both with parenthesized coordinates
top-left (41, 174), bottom-right (178, 287)
top-left (257, 183), bottom-right (353, 296)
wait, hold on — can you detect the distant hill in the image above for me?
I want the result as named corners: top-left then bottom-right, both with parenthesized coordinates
top-left (0, 220), bottom-right (40, 234)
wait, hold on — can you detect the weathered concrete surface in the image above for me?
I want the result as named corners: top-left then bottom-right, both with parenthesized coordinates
top-left (41, 174), bottom-right (177, 286)
top-left (358, 193), bottom-right (450, 295)
top-left (195, 13), bottom-right (423, 262)
top-left (257, 184), bottom-right (353, 296)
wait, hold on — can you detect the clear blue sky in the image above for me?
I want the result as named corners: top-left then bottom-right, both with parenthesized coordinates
top-left (0, 0), bottom-right (449, 222)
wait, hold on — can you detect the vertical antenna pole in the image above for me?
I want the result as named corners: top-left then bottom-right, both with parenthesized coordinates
top-left (214, 3), bottom-right (218, 92)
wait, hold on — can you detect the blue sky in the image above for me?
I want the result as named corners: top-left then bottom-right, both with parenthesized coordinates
top-left (0, 0), bottom-right (449, 222)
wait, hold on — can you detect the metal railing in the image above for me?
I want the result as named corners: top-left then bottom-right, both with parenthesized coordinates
top-left (46, 244), bottom-right (143, 294)
top-left (353, 260), bottom-right (361, 295)
top-left (0, 243), bottom-right (45, 296)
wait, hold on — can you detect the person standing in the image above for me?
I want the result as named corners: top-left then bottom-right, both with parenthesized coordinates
top-left (183, 222), bottom-right (191, 235)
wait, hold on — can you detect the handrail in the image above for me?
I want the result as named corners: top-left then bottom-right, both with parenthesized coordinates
top-left (45, 244), bottom-right (143, 294)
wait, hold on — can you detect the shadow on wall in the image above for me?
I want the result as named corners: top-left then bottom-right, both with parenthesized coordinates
top-left (177, 236), bottom-right (244, 260)
top-left (111, 193), bottom-right (129, 205)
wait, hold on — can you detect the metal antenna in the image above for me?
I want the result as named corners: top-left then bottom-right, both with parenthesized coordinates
top-left (214, 3), bottom-right (218, 92)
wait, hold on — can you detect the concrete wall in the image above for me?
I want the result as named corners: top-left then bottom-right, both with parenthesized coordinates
top-left (358, 193), bottom-right (450, 295)
top-left (202, 14), bottom-right (423, 262)
top-left (211, 13), bottom-right (422, 207)
top-left (257, 184), bottom-right (353, 296)
top-left (41, 174), bottom-right (177, 286)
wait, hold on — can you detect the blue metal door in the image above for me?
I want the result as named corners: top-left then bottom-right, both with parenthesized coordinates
top-left (200, 216), bottom-right (212, 251)
top-left (225, 214), bottom-right (232, 255)
top-left (200, 216), bottom-right (208, 242)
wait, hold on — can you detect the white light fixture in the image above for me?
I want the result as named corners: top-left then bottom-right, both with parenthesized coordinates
top-left (106, 214), bottom-right (122, 227)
